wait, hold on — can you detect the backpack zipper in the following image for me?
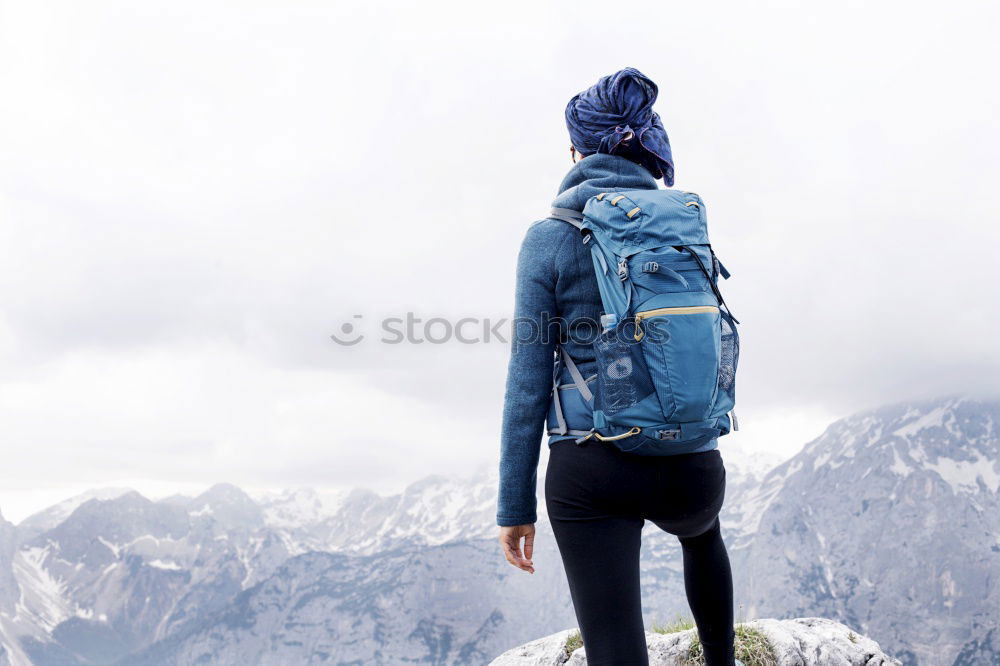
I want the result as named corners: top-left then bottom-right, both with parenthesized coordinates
top-left (633, 305), bottom-right (719, 341)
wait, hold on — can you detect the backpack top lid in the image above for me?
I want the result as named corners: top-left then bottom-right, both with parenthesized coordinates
top-left (581, 188), bottom-right (709, 257)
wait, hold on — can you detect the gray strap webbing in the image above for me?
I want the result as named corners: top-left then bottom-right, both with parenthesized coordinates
top-left (560, 348), bottom-right (594, 403)
top-left (551, 374), bottom-right (568, 436)
top-left (547, 428), bottom-right (593, 437)
top-left (557, 374), bottom-right (597, 389)
top-left (549, 207), bottom-right (584, 229)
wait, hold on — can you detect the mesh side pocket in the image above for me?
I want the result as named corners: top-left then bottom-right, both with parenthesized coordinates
top-left (593, 321), bottom-right (655, 418)
top-left (718, 310), bottom-right (739, 395)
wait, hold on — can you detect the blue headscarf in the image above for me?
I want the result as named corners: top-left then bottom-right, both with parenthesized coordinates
top-left (565, 67), bottom-right (674, 186)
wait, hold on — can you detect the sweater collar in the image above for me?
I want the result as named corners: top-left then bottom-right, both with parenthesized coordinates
top-left (550, 153), bottom-right (660, 212)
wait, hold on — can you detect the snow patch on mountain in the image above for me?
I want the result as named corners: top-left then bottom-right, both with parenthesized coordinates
top-left (147, 559), bottom-right (182, 571)
top-left (12, 546), bottom-right (72, 632)
top-left (251, 487), bottom-right (351, 529)
top-left (893, 403), bottom-right (952, 438)
top-left (889, 444), bottom-right (912, 475)
top-left (926, 451), bottom-right (999, 494)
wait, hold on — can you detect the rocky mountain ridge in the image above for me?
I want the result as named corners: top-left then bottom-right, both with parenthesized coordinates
top-left (0, 396), bottom-right (994, 664)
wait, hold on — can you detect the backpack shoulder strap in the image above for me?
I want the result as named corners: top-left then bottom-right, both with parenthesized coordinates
top-left (548, 207), bottom-right (584, 229)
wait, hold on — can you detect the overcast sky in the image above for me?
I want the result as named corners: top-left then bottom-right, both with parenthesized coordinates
top-left (1, 0), bottom-right (998, 523)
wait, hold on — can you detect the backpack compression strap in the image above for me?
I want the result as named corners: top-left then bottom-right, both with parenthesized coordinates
top-left (559, 347), bottom-right (593, 402)
top-left (549, 346), bottom-right (596, 438)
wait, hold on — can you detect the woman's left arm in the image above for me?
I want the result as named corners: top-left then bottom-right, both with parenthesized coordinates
top-left (496, 221), bottom-right (566, 528)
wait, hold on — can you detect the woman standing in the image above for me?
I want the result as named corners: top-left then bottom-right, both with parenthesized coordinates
top-left (496, 67), bottom-right (741, 666)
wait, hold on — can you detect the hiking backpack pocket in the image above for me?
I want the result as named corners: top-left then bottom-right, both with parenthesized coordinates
top-left (714, 308), bottom-right (739, 416)
top-left (592, 319), bottom-right (656, 420)
top-left (634, 304), bottom-right (722, 422)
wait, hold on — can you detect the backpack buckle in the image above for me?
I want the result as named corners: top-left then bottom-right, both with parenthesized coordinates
top-left (617, 257), bottom-right (628, 281)
top-left (657, 429), bottom-right (681, 441)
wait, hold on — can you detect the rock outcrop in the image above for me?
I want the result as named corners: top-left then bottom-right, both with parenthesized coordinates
top-left (489, 617), bottom-right (902, 665)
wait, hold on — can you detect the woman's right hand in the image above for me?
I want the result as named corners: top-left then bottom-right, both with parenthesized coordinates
top-left (498, 524), bottom-right (535, 574)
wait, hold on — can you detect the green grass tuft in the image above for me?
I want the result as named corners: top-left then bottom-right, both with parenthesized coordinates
top-left (660, 608), bottom-right (777, 666)
top-left (564, 630), bottom-right (583, 656)
top-left (651, 612), bottom-right (697, 634)
top-left (683, 623), bottom-right (778, 666)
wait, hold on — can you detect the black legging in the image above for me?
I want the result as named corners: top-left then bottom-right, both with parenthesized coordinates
top-left (544, 438), bottom-right (736, 666)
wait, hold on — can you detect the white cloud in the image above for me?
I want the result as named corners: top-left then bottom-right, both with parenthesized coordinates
top-left (1, 0), bottom-right (999, 519)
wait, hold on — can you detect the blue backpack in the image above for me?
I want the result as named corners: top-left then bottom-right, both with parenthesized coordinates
top-left (547, 188), bottom-right (739, 455)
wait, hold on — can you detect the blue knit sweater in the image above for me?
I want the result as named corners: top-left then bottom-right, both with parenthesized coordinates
top-left (496, 153), bottom-right (664, 527)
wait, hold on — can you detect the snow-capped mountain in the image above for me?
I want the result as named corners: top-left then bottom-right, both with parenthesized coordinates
top-left (15, 489), bottom-right (134, 543)
top-left (733, 396), bottom-right (999, 666)
top-left (249, 470), bottom-right (501, 556)
top-left (0, 486), bottom-right (300, 665)
top-left (0, 396), bottom-right (995, 665)
top-left (0, 441), bottom-right (778, 665)
top-left (122, 538), bottom-right (575, 666)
